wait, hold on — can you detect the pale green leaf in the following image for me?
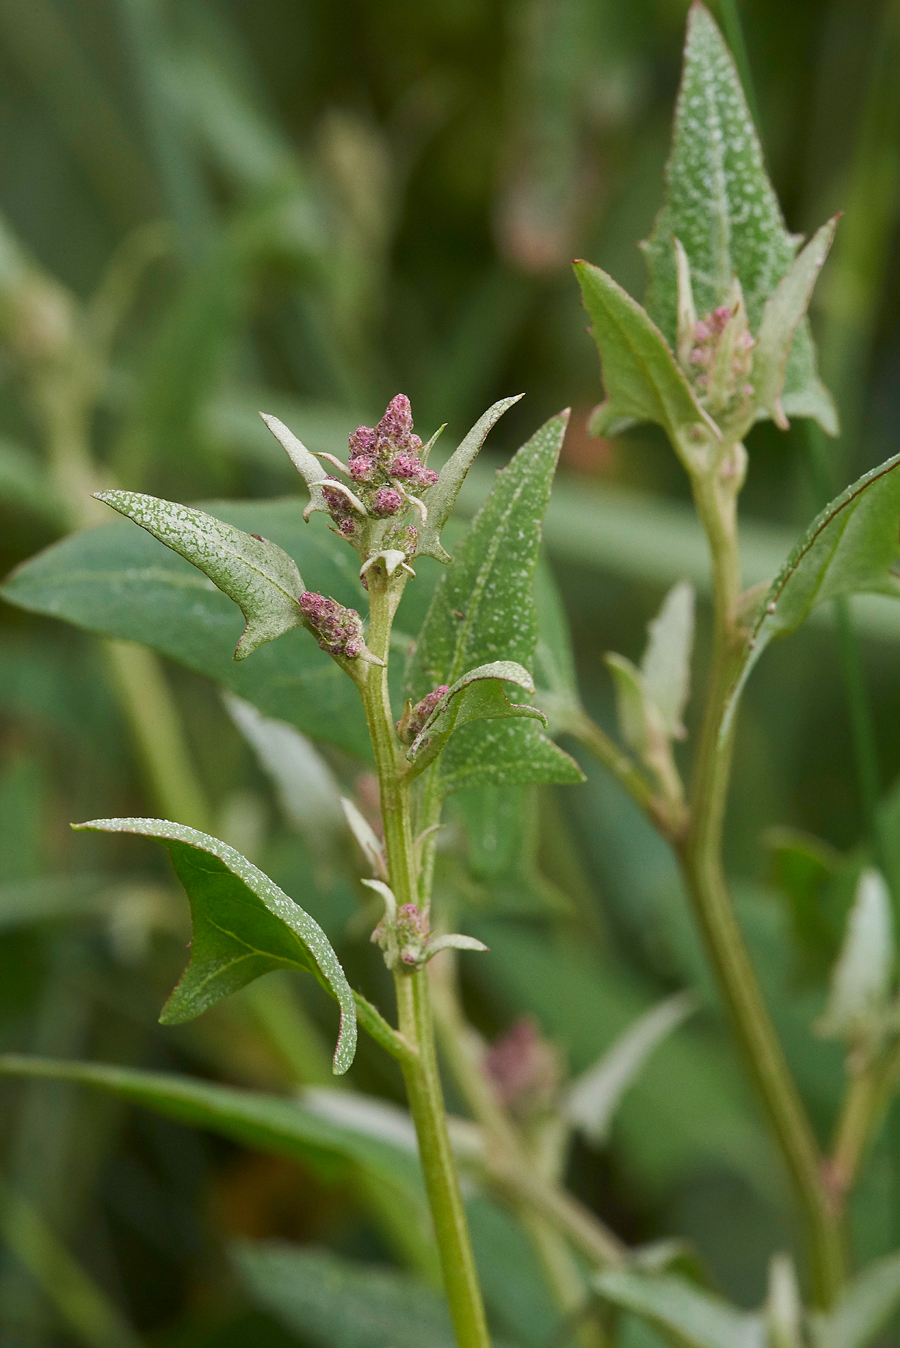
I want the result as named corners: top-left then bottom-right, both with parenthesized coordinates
top-left (415, 394), bottom-right (524, 562)
top-left (641, 3), bottom-right (836, 435)
top-left (405, 411), bottom-right (583, 793)
top-left (753, 219), bottom-right (838, 430)
top-left (721, 452), bottom-right (900, 738)
top-left (817, 869), bottom-right (894, 1042)
top-left (235, 1242), bottom-right (457, 1348)
top-left (565, 993), bottom-right (696, 1145)
top-left (73, 817), bottom-right (357, 1073)
top-left (641, 581), bottom-right (695, 738)
top-left (0, 500), bottom-right (370, 758)
top-left (223, 693), bottom-right (344, 843)
top-left (406, 660), bottom-right (544, 776)
top-left (574, 260), bottom-right (719, 469)
top-left (94, 489), bottom-right (305, 659)
top-left (812, 1251), bottom-right (900, 1348)
top-left (765, 1256), bottom-right (804, 1348)
top-left (259, 412), bottom-right (332, 517)
top-left (532, 558), bottom-right (583, 730)
top-left (593, 1270), bottom-right (763, 1348)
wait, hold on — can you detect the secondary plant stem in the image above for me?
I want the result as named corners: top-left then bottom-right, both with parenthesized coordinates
top-left (680, 453), bottom-right (845, 1306)
top-left (360, 570), bottom-right (491, 1348)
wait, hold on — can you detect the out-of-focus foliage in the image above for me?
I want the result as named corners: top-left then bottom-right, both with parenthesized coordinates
top-left (3, 0), bottom-right (900, 1343)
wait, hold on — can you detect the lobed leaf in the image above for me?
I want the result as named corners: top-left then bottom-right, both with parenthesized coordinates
top-left (93, 490), bottom-right (305, 659)
top-left (415, 394), bottom-right (524, 562)
top-left (641, 2), bottom-right (836, 434)
top-left (593, 1269), bottom-right (764, 1348)
top-left (74, 817), bottom-right (357, 1073)
top-left (573, 259), bottom-right (718, 468)
top-left (721, 452), bottom-right (900, 739)
top-left (405, 411), bottom-right (583, 794)
top-left (0, 500), bottom-right (371, 759)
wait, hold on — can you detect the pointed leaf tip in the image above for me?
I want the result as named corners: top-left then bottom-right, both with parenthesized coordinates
top-left (74, 817), bottom-right (357, 1073)
top-left (94, 490), bottom-right (305, 660)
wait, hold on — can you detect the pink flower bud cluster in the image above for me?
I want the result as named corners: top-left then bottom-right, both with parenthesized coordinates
top-left (327, 395), bottom-right (438, 528)
top-left (687, 305), bottom-right (755, 398)
top-left (483, 1017), bottom-right (562, 1120)
top-left (397, 684), bottom-right (449, 745)
top-left (299, 591), bottom-right (365, 658)
top-left (371, 901), bottom-right (430, 967)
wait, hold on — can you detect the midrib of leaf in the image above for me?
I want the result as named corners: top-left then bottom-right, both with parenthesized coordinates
top-left (447, 468), bottom-right (534, 685)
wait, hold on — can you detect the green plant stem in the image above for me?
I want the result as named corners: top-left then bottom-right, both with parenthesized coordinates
top-left (562, 708), bottom-right (684, 838)
top-left (359, 569), bottom-right (491, 1348)
top-left (831, 1039), bottom-right (900, 1200)
top-left (681, 457), bottom-right (845, 1306)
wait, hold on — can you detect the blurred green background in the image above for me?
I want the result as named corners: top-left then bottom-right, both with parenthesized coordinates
top-left (2, 0), bottom-right (900, 1342)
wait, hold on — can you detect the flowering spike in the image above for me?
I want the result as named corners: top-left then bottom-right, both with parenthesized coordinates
top-left (299, 592), bottom-right (366, 659)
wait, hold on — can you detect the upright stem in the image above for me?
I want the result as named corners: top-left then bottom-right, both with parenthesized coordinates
top-left (681, 455), bottom-right (845, 1306)
top-left (360, 570), bottom-right (491, 1348)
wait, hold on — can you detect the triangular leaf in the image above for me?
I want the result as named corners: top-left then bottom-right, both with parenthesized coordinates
top-left (641, 3), bottom-right (836, 435)
top-left (0, 500), bottom-right (371, 759)
top-left (260, 412), bottom-right (331, 517)
top-left (74, 817), bottom-right (357, 1073)
top-left (416, 395), bottom-right (524, 562)
top-left (573, 259), bottom-right (719, 470)
top-left (405, 412), bottom-right (583, 794)
top-left (722, 452), bottom-right (900, 739)
top-left (94, 490), bottom-right (305, 659)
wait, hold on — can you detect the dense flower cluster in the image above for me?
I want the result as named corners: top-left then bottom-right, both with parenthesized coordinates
top-left (483, 1017), bottom-right (561, 1120)
top-left (299, 591), bottom-right (365, 658)
top-left (371, 901), bottom-right (430, 967)
top-left (322, 395), bottom-right (438, 533)
top-left (686, 304), bottom-right (755, 407)
top-left (397, 684), bottom-right (449, 745)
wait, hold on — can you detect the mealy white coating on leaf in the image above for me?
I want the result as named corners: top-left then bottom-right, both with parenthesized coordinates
top-left (818, 868), bottom-right (894, 1041)
top-left (259, 413), bottom-right (330, 515)
top-left (94, 491), bottom-right (305, 660)
top-left (642, 3), bottom-right (835, 432)
top-left (74, 817), bottom-right (357, 1072)
top-left (641, 581), bottom-right (695, 738)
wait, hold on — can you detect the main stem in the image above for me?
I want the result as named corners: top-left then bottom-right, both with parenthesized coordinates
top-left (681, 458), bottom-right (845, 1306)
top-left (360, 571), bottom-right (491, 1348)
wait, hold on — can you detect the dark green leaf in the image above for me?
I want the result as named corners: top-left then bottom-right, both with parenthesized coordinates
top-left (722, 452), bottom-right (900, 738)
top-left (405, 412), bottom-right (583, 793)
top-left (74, 817), bottom-right (357, 1073)
top-left (94, 490), bottom-right (305, 659)
top-left (234, 1242), bottom-right (457, 1348)
top-left (0, 500), bottom-right (371, 759)
top-left (641, 3), bottom-right (836, 434)
top-left (593, 1270), bottom-right (763, 1348)
top-left (415, 395), bottom-right (524, 562)
top-left (0, 437), bottom-right (63, 526)
top-left (574, 259), bottom-right (718, 469)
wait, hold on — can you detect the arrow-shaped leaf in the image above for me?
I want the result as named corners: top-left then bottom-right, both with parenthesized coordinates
top-left (722, 452), bottom-right (900, 738)
top-left (406, 660), bottom-right (545, 777)
top-left (574, 260), bottom-right (719, 470)
top-left (415, 395), bottom-right (524, 563)
top-left (95, 490), bottom-right (305, 659)
top-left (74, 817), bottom-right (357, 1073)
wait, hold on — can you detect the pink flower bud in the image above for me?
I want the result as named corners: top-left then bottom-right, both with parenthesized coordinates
top-left (371, 487), bottom-right (403, 517)
top-left (299, 592), bottom-right (366, 658)
top-left (348, 455), bottom-right (377, 482)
